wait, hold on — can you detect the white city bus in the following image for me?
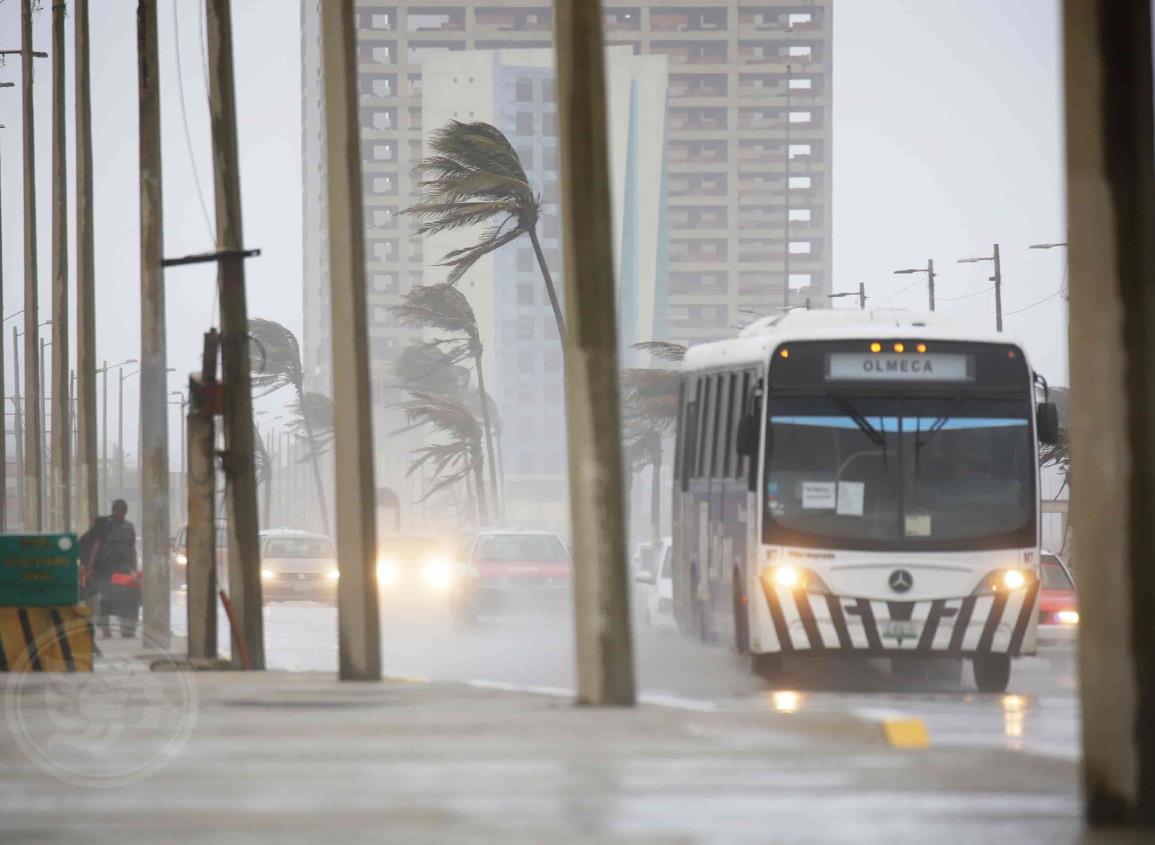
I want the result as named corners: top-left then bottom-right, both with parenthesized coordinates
top-left (671, 310), bottom-right (1059, 692)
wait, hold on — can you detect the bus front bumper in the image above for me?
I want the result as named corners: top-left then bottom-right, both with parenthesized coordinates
top-left (752, 580), bottom-right (1039, 657)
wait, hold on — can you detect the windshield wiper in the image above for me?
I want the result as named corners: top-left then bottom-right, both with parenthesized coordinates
top-left (914, 416), bottom-right (949, 477)
top-left (827, 392), bottom-right (887, 457)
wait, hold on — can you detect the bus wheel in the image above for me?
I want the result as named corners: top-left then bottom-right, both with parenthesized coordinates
top-left (732, 574), bottom-right (749, 654)
top-left (751, 652), bottom-right (783, 682)
top-left (972, 654), bottom-right (1011, 693)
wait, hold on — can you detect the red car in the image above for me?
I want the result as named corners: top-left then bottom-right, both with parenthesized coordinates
top-left (1038, 551), bottom-right (1078, 644)
top-left (458, 529), bottom-right (572, 619)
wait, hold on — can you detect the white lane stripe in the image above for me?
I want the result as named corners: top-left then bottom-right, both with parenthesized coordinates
top-left (465, 679), bottom-right (721, 712)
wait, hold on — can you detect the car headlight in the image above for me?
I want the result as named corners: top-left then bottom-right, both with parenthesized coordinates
top-left (422, 557), bottom-right (456, 593)
top-left (327, 568), bottom-right (340, 582)
top-left (974, 568), bottom-right (1034, 594)
top-left (1057, 609), bottom-right (1080, 625)
top-left (376, 558), bottom-right (399, 589)
top-left (261, 567), bottom-right (274, 581)
top-left (174, 553), bottom-right (188, 566)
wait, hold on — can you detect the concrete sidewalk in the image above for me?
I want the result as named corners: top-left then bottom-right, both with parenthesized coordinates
top-left (0, 639), bottom-right (1128, 843)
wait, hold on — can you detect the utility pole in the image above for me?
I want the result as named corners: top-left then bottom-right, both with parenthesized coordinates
top-left (554, 0), bottom-right (636, 706)
top-left (187, 331), bottom-right (219, 662)
top-left (12, 327), bottom-right (23, 527)
top-left (894, 259), bottom-right (937, 311)
top-left (40, 337), bottom-right (49, 523)
top-left (0, 119), bottom-right (8, 533)
top-left (137, 0), bottom-right (170, 647)
top-left (101, 360), bottom-right (107, 504)
top-left (320, 0), bottom-right (381, 681)
top-left (782, 63), bottom-right (792, 309)
top-left (50, 0), bottom-right (70, 533)
top-left (206, 0), bottom-right (265, 669)
top-left (74, 0), bottom-right (99, 528)
top-left (958, 245), bottom-right (1004, 331)
top-left (3, 0), bottom-right (51, 530)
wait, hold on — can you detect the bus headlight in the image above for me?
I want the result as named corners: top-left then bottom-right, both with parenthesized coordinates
top-left (174, 553), bottom-right (188, 566)
top-left (1057, 610), bottom-right (1080, 625)
top-left (261, 567), bottom-right (274, 582)
top-left (326, 568), bottom-right (340, 582)
top-left (975, 568), bottom-right (1034, 594)
top-left (422, 557), bottom-right (456, 593)
top-left (763, 565), bottom-right (830, 594)
top-left (376, 558), bottom-right (399, 589)
top-left (1002, 569), bottom-right (1026, 590)
top-left (771, 565), bottom-right (802, 589)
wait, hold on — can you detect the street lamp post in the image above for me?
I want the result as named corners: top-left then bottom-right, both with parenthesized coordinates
top-left (828, 283), bottom-right (867, 310)
top-left (894, 260), bottom-right (937, 312)
top-left (96, 359), bottom-right (136, 511)
top-left (958, 245), bottom-right (1004, 331)
top-left (1029, 241), bottom-right (1069, 301)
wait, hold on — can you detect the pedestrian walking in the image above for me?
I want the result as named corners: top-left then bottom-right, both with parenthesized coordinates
top-left (78, 499), bottom-right (140, 638)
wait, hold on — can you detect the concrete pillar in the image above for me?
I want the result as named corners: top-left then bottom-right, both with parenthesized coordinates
top-left (553, 0), bottom-right (636, 706)
top-left (1065, 0), bottom-right (1155, 825)
top-left (320, 0), bottom-right (382, 681)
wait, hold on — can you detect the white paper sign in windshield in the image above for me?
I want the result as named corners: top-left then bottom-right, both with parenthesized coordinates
top-left (826, 353), bottom-right (972, 382)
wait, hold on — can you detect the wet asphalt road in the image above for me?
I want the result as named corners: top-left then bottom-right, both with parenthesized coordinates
top-left (172, 593), bottom-right (1081, 762)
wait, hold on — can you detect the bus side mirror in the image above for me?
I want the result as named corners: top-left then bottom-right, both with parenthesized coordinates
top-left (1037, 402), bottom-right (1060, 445)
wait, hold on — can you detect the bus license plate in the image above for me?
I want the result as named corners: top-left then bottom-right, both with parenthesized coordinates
top-left (883, 621), bottom-right (919, 640)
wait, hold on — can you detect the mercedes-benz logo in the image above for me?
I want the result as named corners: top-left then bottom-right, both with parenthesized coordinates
top-left (888, 569), bottom-right (913, 593)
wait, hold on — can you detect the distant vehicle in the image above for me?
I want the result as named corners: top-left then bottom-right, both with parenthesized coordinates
top-left (375, 534), bottom-right (470, 609)
top-left (459, 529), bottom-right (572, 616)
top-left (1037, 551), bottom-right (1078, 644)
top-left (170, 520), bottom-right (229, 591)
top-left (635, 538), bottom-right (674, 630)
top-left (673, 310), bottom-right (1059, 693)
top-left (260, 530), bottom-right (338, 604)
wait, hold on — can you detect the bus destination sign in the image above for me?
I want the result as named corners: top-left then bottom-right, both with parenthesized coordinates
top-left (826, 353), bottom-right (972, 382)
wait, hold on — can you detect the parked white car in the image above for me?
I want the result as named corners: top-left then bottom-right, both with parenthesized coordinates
top-left (634, 538), bottom-right (674, 630)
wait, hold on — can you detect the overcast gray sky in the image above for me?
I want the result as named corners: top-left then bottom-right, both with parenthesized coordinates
top-left (0, 0), bottom-right (1066, 458)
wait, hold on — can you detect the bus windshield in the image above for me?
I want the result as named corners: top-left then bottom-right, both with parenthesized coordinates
top-left (763, 396), bottom-right (1035, 551)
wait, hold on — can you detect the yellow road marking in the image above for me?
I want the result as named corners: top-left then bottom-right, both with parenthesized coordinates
top-left (883, 718), bottom-right (930, 748)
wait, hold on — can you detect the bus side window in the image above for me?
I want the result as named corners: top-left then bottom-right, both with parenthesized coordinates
top-left (730, 372), bottom-right (746, 479)
top-left (681, 379), bottom-right (700, 492)
top-left (697, 377), bottom-right (714, 479)
top-left (714, 374), bottom-right (730, 479)
top-left (721, 373), bottom-right (737, 478)
top-left (673, 379), bottom-right (686, 483)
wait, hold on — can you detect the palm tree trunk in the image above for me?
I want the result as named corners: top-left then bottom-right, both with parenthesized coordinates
top-left (528, 226), bottom-right (566, 342)
top-left (472, 442), bottom-right (490, 525)
top-left (296, 386), bottom-right (332, 536)
top-left (650, 442), bottom-right (662, 547)
top-left (473, 353), bottom-right (502, 521)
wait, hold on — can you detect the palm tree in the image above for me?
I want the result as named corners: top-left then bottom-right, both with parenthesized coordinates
top-left (620, 341), bottom-right (687, 545)
top-left (393, 341), bottom-right (470, 399)
top-left (392, 284), bottom-right (502, 517)
top-left (248, 318), bottom-right (332, 536)
top-left (406, 121), bottom-right (565, 342)
top-left (393, 391), bottom-right (488, 523)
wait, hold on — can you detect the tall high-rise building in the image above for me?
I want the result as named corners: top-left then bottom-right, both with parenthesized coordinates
top-left (300, 1), bottom-right (833, 526)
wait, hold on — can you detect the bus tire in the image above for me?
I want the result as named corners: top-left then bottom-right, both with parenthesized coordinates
top-left (973, 653), bottom-right (1011, 693)
top-left (751, 652), bottom-right (783, 682)
top-left (732, 573), bottom-right (749, 654)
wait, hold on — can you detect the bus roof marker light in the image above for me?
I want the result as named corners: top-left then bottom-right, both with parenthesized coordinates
top-left (916, 343), bottom-right (927, 354)
top-left (779, 347), bottom-right (790, 359)
top-left (869, 342), bottom-right (882, 353)
top-left (893, 342), bottom-right (905, 353)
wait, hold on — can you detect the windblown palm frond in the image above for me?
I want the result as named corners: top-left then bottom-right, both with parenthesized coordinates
top-left (407, 121), bottom-right (540, 285)
top-left (249, 318), bottom-right (304, 395)
top-left (393, 342), bottom-right (470, 398)
top-left (632, 340), bottom-right (688, 364)
top-left (289, 392), bottom-right (335, 456)
top-left (620, 367), bottom-right (680, 435)
top-left (392, 284), bottom-right (481, 351)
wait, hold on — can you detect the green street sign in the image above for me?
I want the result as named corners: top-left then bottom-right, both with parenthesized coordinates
top-left (0, 534), bottom-right (79, 607)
